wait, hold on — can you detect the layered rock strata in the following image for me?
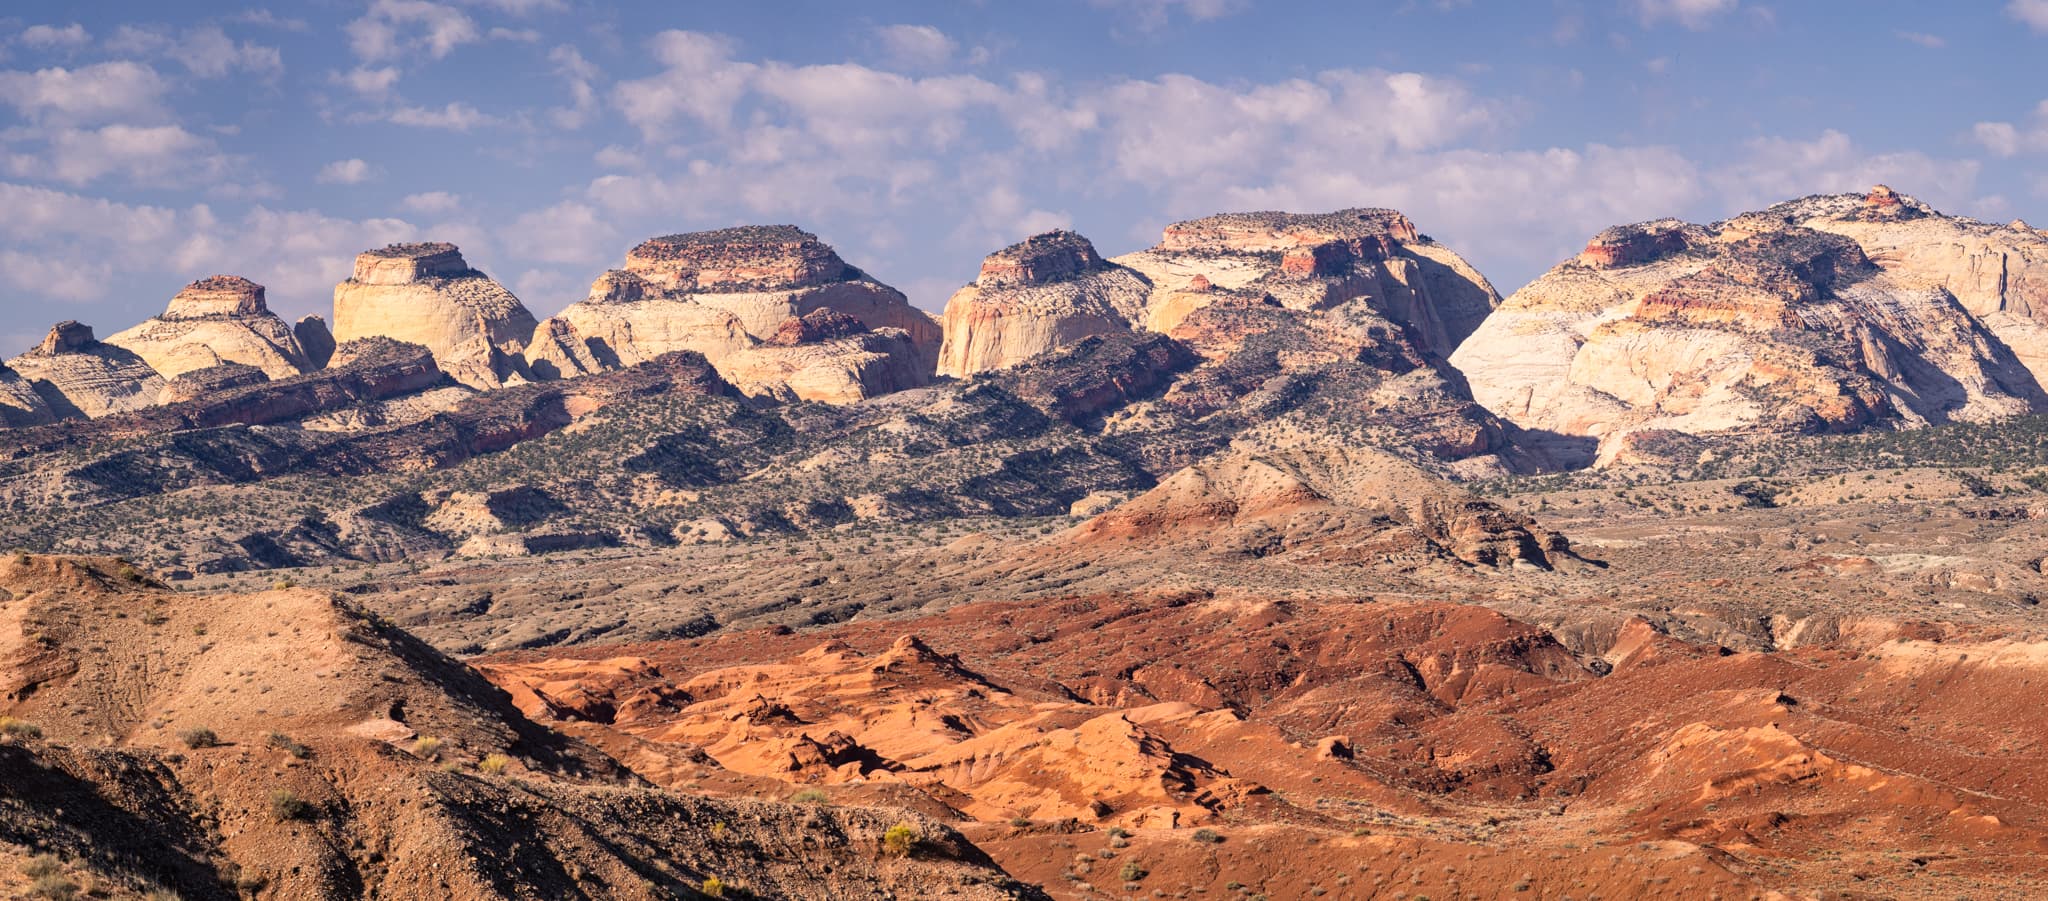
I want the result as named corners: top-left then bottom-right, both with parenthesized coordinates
top-left (528, 226), bottom-right (937, 403)
top-left (1450, 186), bottom-right (2048, 465)
top-left (104, 275), bottom-right (312, 380)
top-left (6, 321), bottom-right (165, 419)
top-left (333, 243), bottom-right (537, 389)
top-left (936, 231), bottom-right (1154, 377)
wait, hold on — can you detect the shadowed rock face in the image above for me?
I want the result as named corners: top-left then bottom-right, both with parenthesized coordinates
top-left (1451, 186), bottom-right (2048, 466)
top-left (105, 275), bottom-right (312, 380)
top-left (333, 243), bottom-right (537, 389)
top-left (528, 226), bottom-right (938, 403)
top-left (295, 314), bottom-right (336, 369)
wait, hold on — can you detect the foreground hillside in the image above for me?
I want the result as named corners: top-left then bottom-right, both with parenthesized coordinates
top-left (0, 555), bottom-right (1042, 900)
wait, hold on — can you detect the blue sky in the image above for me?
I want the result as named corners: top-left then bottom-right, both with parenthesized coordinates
top-left (3, 0), bottom-right (2046, 355)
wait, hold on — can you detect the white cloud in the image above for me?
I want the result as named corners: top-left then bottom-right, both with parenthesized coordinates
top-left (1633, 0), bottom-right (1739, 29)
top-left (460, 0), bottom-right (570, 13)
top-left (18, 24), bottom-right (91, 49)
top-left (1895, 30), bottom-right (1945, 48)
top-left (498, 200), bottom-right (617, 266)
top-left (613, 31), bottom-right (756, 136)
top-left (0, 180), bottom-right (418, 313)
top-left (1972, 101), bottom-right (2048, 157)
top-left (230, 10), bottom-right (312, 32)
top-left (106, 25), bottom-right (283, 79)
top-left (334, 66), bottom-right (403, 99)
top-left (489, 28), bottom-right (541, 42)
top-left (401, 190), bottom-right (462, 213)
top-left (1708, 130), bottom-right (1981, 213)
top-left (3, 124), bottom-right (234, 187)
top-left (2012, 0), bottom-right (2048, 32)
top-left (1088, 0), bottom-right (1249, 29)
top-left (387, 101), bottom-right (496, 129)
top-left (0, 62), bottom-right (170, 124)
top-left (348, 0), bottom-right (480, 62)
top-left (317, 158), bottom-right (378, 184)
top-left (547, 45), bottom-right (601, 129)
top-left (873, 25), bottom-right (956, 70)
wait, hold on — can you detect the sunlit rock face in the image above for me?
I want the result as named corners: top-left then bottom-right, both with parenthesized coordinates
top-left (333, 242), bottom-right (538, 389)
top-left (528, 226), bottom-right (938, 404)
top-left (1451, 186), bottom-right (2048, 466)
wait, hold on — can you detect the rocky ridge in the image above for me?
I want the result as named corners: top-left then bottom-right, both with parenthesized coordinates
top-left (936, 231), bottom-right (1155, 377)
top-left (104, 276), bottom-right (312, 380)
top-left (529, 227), bottom-right (938, 403)
top-left (332, 243), bottom-right (537, 390)
top-left (5, 321), bottom-right (166, 420)
top-left (1451, 186), bottom-right (2048, 466)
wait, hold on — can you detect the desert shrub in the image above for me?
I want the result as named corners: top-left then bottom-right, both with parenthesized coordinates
top-left (141, 611), bottom-right (168, 626)
top-left (28, 873), bottom-right (77, 900)
top-left (0, 716), bottom-right (43, 739)
top-left (477, 753), bottom-right (511, 774)
top-left (178, 727), bottom-right (219, 749)
top-left (882, 822), bottom-right (920, 857)
top-left (1192, 828), bottom-right (1224, 844)
top-left (266, 732), bottom-right (310, 759)
top-left (788, 788), bottom-right (829, 804)
top-left (411, 736), bottom-right (444, 760)
top-left (1118, 860), bottom-right (1148, 882)
top-left (270, 789), bottom-right (313, 821)
top-left (117, 563), bottom-right (144, 583)
top-left (20, 854), bottom-right (62, 878)
top-left (1105, 826), bottom-right (1130, 839)
top-left (699, 876), bottom-right (727, 898)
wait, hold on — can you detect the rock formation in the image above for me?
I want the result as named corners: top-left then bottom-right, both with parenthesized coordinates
top-left (1114, 208), bottom-right (1501, 355)
top-left (333, 243), bottom-right (537, 389)
top-left (295, 313), bottom-right (337, 369)
top-left (1451, 187), bottom-right (2048, 465)
top-left (1059, 441), bottom-right (1570, 570)
top-left (103, 275), bottom-right (312, 380)
top-left (936, 231), bottom-right (1154, 377)
top-left (156, 360), bottom-right (270, 405)
top-left (1764, 186), bottom-right (2048, 384)
top-left (5, 321), bottom-right (165, 419)
top-left (528, 226), bottom-right (938, 403)
top-left (0, 361), bottom-right (54, 427)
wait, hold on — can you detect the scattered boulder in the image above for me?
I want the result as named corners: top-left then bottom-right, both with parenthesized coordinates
top-left (295, 314), bottom-right (337, 369)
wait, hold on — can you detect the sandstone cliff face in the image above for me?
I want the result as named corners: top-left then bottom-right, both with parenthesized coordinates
top-left (333, 243), bottom-right (537, 389)
top-left (1113, 208), bottom-right (1501, 356)
top-left (935, 231), bottom-right (1154, 377)
top-left (528, 226), bottom-right (937, 404)
top-left (1766, 186), bottom-right (2048, 386)
top-left (103, 275), bottom-right (312, 380)
top-left (6, 321), bottom-right (165, 419)
top-left (1450, 187), bottom-right (2048, 465)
